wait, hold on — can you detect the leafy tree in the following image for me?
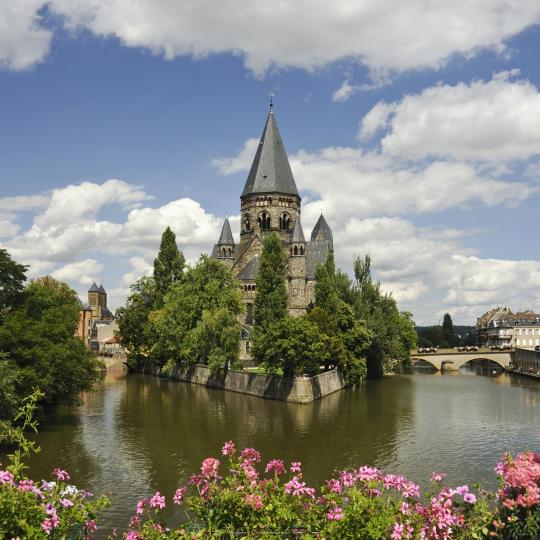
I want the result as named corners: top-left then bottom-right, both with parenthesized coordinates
top-left (154, 256), bottom-right (243, 370)
top-left (0, 277), bottom-right (102, 415)
top-left (442, 313), bottom-right (455, 347)
top-left (153, 227), bottom-right (185, 307)
top-left (0, 248), bottom-right (27, 318)
top-left (315, 250), bottom-right (339, 316)
top-left (253, 233), bottom-right (288, 330)
top-left (0, 353), bottom-right (21, 425)
top-left (116, 276), bottom-right (157, 363)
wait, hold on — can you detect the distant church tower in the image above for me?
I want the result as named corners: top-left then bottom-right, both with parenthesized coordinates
top-left (212, 104), bottom-right (333, 334)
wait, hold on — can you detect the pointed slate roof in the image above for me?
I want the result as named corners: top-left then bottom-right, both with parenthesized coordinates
top-left (291, 214), bottom-right (305, 243)
top-left (98, 284), bottom-right (106, 294)
top-left (241, 111), bottom-right (299, 198)
top-left (217, 217), bottom-right (234, 245)
top-left (310, 214), bottom-right (333, 244)
top-left (88, 282), bottom-right (100, 293)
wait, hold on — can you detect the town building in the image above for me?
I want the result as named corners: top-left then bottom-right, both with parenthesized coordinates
top-left (476, 307), bottom-right (540, 348)
top-left (211, 106), bottom-right (333, 356)
top-left (77, 282), bottom-right (114, 347)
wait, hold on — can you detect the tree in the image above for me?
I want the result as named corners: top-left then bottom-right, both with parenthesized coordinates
top-left (442, 313), bottom-right (455, 347)
top-left (315, 250), bottom-right (339, 316)
top-left (153, 227), bottom-right (185, 307)
top-left (154, 256), bottom-right (243, 369)
top-left (0, 277), bottom-right (102, 416)
top-left (0, 248), bottom-right (27, 318)
top-left (116, 276), bottom-right (157, 363)
top-left (253, 233), bottom-right (288, 329)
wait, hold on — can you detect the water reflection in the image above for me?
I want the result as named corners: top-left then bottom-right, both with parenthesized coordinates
top-left (6, 365), bottom-right (540, 536)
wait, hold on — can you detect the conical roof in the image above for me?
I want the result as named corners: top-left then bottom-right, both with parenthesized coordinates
top-left (88, 282), bottom-right (100, 293)
top-left (311, 214), bottom-right (333, 244)
top-left (241, 111), bottom-right (299, 198)
top-left (98, 284), bottom-right (106, 294)
top-left (292, 214), bottom-right (305, 242)
top-left (218, 217), bottom-right (234, 245)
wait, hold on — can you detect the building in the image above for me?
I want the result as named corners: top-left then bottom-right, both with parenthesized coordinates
top-left (76, 282), bottom-right (114, 347)
top-left (476, 307), bottom-right (540, 348)
top-left (211, 106), bottom-right (333, 356)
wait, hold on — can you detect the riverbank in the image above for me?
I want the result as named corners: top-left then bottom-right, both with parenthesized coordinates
top-left (506, 367), bottom-right (540, 381)
top-left (130, 361), bottom-right (347, 403)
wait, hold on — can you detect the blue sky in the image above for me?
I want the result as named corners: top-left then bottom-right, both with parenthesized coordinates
top-left (2, 1), bottom-right (540, 324)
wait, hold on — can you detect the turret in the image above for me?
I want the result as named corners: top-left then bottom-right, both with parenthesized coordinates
top-left (311, 213), bottom-right (333, 247)
top-left (215, 217), bottom-right (235, 267)
top-left (288, 214), bottom-right (307, 316)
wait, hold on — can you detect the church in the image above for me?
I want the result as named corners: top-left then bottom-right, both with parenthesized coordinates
top-left (211, 106), bottom-right (334, 351)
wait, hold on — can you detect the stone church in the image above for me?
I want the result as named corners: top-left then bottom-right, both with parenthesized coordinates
top-left (211, 106), bottom-right (333, 340)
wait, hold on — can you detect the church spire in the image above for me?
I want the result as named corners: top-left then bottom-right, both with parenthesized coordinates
top-left (217, 217), bottom-right (234, 245)
top-left (291, 214), bottom-right (305, 243)
top-left (241, 110), bottom-right (299, 198)
top-left (311, 214), bottom-right (333, 244)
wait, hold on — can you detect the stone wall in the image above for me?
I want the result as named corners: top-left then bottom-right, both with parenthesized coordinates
top-left (133, 362), bottom-right (347, 404)
top-left (513, 347), bottom-right (540, 373)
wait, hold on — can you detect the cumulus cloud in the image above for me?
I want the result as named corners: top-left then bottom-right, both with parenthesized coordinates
top-left (0, 1), bottom-right (52, 70)
top-left (51, 259), bottom-right (104, 285)
top-left (212, 138), bottom-right (259, 175)
top-left (4, 1), bottom-right (540, 75)
top-left (359, 71), bottom-right (540, 162)
top-left (332, 80), bottom-right (361, 103)
top-left (0, 194), bottom-right (50, 212)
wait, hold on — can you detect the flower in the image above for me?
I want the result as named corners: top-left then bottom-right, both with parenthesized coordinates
top-left (463, 492), bottom-right (477, 504)
top-left (135, 498), bottom-right (149, 514)
top-left (52, 468), bottom-right (70, 481)
top-left (60, 498), bottom-right (74, 508)
top-left (150, 491), bottom-right (166, 509)
top-left (326, 506), bottom-right (344, 521)
top-left (290, 461), bottom-right (302, 473)
top-left (0, 471), bottom-right (14, 485)
top-left (265, 459), bottom-right (285, 475)
top-left (86, 519), bottom-right (97, 532)
top-left (326, 479), bottom-right (342, 494)
top-left (430, 472), bottom-right (446, 483)
top-left (173, 487), bottom-right (186, 505)
top-left (241, 448), bottom-right (261, 463)
top-left (201, 457), bottom-right (221, 479)
top-left (221, 441), bottom-right (236, 456)
top-left (391, 522), bottom-right (404, 540)
top-left (245, 493), bottom-right (263, 510)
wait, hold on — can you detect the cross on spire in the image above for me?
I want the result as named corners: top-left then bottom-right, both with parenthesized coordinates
top-left (269, 92), bottom-right (275, 111)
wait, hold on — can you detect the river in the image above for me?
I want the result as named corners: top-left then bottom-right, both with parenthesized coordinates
top-left (10, 364), bottom-right (540, 536)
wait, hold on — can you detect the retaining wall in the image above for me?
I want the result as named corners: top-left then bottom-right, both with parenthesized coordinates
top-left (133, 362), bottom-right (347, 404)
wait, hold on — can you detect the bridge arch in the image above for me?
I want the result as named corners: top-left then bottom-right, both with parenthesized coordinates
top-left (410, 357), bottom-right (440, 370)
top-left (453, 356), bottom-right (508, 370)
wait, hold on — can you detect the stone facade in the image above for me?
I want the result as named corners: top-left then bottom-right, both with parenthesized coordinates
top-left (211, 108), bottom-right (333, 356)
top-left (76, 282), bottom-right (114, 347)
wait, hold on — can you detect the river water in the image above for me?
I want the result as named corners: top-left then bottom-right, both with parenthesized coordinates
top-left (10, 364), bottom-right (540, 535)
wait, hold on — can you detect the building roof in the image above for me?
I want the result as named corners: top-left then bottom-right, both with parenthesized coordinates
top-left (241, 111), bottom-right (299, 198)
top-left (217, 217), bottom-right (234, 245)
top-left (291, 214), bottom-right (305, 243)
top-left (88, 282), bottom-right (100, 293)
top-left (310, 214), bottom-right (333, 244)
top-left (98, 284), bottom-right (106, 294)
top-left (305, 241), bottom-right (330, 279)
top-left (237, 256), bottom-right (260, 280)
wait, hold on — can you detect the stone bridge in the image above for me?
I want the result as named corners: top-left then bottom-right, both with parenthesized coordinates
top-left (411, 351), bottom-right (513, 371)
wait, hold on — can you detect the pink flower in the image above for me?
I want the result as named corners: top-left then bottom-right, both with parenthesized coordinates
top-left (173, 487), bottom-right (187, 504)
top-left (326, 479), bottom-right (342, 494)
top-left (221, 441), bottom-right (236, 456)
top-left (241, 448), bottom-right (261, 463)
top-left (41, 519), bottom-right (53, 534)
top-left (86, 519), bottom-right (97, 532)
top-left (201, 457), bottom-right (221, 479)
top-left (265, 459), bottom-right (285, 475)
top-left (125, 531), bottom-right (139, 540)
top-left (0, 471), bottom-right (14, 485)
top-left (464, 492), bottom-right (477, 504)
top-left (150, 491), bottom-right (166, 509)
top-left (430, 472), bottom-right (446, 483)
top-left (135, 498), bottom-right (148, 514)
top-left (290, 461), bottom-right (302, 473)
top-left (52, 468), bottom-right (70, 481)
top-left (245, 493), bottom-right (263, 510)
top-left (60, 498), bottom-right (74, 508)
top-left (391, 523), bottom-right (404, 540)
top-left (326, 506), bottom-right (344, 521)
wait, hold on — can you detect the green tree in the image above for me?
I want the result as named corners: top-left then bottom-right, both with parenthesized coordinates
top-left (0, 277), bottom-right (102, 415)
top-left (315, 250), bottom-right (339, 316)
top-left (253, 233), bottom-right (288, 330)
top-left (153, 227), bottom-right (185, 307)
top-left (0, 248), bottom-right (27, 318)
top-left (116, 276), bottom-right (157, 363)
top-left (155, 256), bottom-right (243, 369)
top-left (442, 313), bottom-right (455, 347)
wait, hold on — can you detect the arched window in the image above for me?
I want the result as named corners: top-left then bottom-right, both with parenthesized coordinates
top-left (279, 212), bottom-right (291, 230)
top-left (300, 246), bottom-right (305, 255)
top-left (294, 245), bottom-right (298, 255)
top-left (227, 248), bottom-right (232, 257)
top-left (243, 213), bottom-right (251, 232)
top-left (258, 212), bottom-right (271, 230)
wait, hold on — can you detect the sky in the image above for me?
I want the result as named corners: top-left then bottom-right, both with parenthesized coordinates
top-left (1, 1), bottom-right (540, 325)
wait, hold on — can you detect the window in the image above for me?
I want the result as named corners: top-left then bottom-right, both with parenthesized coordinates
top-left (243, 213), bottom-right (251, 232)
top-left (279, 212), bottom-right (291, 230)
top-left (258, 212), bottom-right (271, 230)
top-left (294, 245), bottom-right (298, 255)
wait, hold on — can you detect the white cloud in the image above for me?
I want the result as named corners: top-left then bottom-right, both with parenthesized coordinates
top-left (121, 257), bottom-right (152, 286)
top-left (0, 194), bottom-right (50, 212)
top-left (360, 72), bottom-right (540, 162)
top-left (40, 1), bottom-right (540, 76)
top-left (51, 259), bottom-right (104, 285)
top-left (0, 216), bottom-right (19, 238)
top-left (332, 80), bottom-right (360, 103)
top-left (0, 1), bottom-right (52, 70)
top-left (212, 138), bottom-right (259, 175)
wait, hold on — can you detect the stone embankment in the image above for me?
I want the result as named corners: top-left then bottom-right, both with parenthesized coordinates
top-left (130, 361), bottom-right (347, 404)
